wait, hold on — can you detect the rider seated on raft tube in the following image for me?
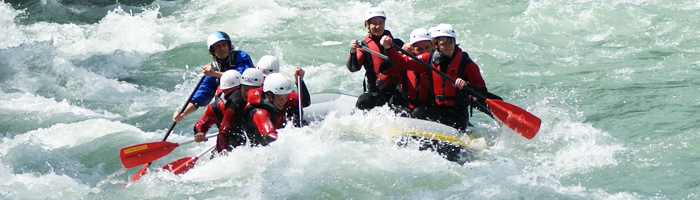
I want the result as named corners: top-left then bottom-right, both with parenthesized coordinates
top-left (346, 7), bottom-right (407, 112)
top-left (383, 24), bottom-right (502, 131)
top-left (173, 31), bottom-right (255, 123)
top-left (192, 68), bottom-right (266, 153)
top-left (241, 69), bottom-right (310, 146)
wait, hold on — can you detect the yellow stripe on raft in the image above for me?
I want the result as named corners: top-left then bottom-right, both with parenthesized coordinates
top-left (389, 127), bottom-right (488, 149)
top-left (388, 127), bottom-right (475, 147)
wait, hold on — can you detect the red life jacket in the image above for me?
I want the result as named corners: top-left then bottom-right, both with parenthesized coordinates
top-left (403, 67), bottom-right (433, 109)
top-left (361, 32), bottom-right (402, 92)
top-left (244, 88), bottom-right (285, 129)
top-left (194, 87), bottom-right (229, 133)
top-left (242, 88), bottom-right (304, 145)
top-left (431, 51), bottom-right (464, 107)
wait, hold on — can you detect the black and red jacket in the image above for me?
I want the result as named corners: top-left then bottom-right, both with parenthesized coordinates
top-left (193, 86), bottom-right (246, 152)
top-left (346, 30), bottom-right (405, 93)
top-left (242, 81), bottom-right (310, 146)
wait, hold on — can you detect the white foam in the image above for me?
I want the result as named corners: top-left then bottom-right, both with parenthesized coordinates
top-left (0, 91), bottom-right (120, 119)
top-left (134, 115), bottom-right (464, 198)
top-left (0, 2), bottom-right (27, 49)
top-left (0, 163), bottom-right (99, 199)
top-left (0, 118), bottom-right (145, 154)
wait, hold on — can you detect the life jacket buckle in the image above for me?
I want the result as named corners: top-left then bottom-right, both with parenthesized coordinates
top-left (435, 95), bottom-right (446, 102)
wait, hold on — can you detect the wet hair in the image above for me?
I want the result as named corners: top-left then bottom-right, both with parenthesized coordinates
top-left (431, 37), bottom-right (457, 53)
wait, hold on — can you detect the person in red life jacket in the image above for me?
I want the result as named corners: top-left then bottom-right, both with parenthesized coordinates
top-left (384, 24), bottom-right (496, 130)
top-left (173, 31), bottom-right (255, 123)
top-left (242, 69), bottom-right (310, 146)
top-left (191, 70), bottom-right (244, 153)
top-left (346, 7), bottom-right (406, 111)
top-left (398, 28), bottom-right (435, 111)
top-left (197, 68), bottom-right (266, 153)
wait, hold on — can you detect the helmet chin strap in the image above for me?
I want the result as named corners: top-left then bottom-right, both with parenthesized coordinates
top-left (213, 50), bottom-right (236, 70)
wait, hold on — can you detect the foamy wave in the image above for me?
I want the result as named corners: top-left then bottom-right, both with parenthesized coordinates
top-left (0, 118), bottom-right (145, 154)
top-left (0, 164), bottom-right (99, 199)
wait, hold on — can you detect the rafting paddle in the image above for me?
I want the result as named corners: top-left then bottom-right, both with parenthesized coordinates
top-left (161, 144), bottom-right (217, 175)
top-left (297, 76), bottom-right (303, 127)
top-left (126, 75), bottom-right (206, 181)
top-left (120, 134), bottom-right (218, 168)
top-left (389, 43), bottom-right (541, 139)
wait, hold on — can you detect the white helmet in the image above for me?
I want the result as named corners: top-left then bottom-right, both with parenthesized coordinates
top-left (257, 55), bottom-right (279, 76)
top-left (240, 68), bottom-right (264, 87)
top-left (206, 31), bottom-right (232, 51)
top-left (429, 24), bottom-right (456, 39)
top-left (263, 73), bottom-right (293, 95)
top-left (365, 7), bottom-right (386, 21)
top-left (409, 28), bottom-right (431, 45)
top-left (219, 70), bottom-right (241, 90)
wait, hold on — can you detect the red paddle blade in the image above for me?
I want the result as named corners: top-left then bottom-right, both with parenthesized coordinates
top-left (486, 99), bottom-right (541, 139)
top-left (130, 163), bottom-right (150, 182)
top-left (161, 157), bottom-right (200, 175)
top-left (120, 141), bottom-right (180, 168)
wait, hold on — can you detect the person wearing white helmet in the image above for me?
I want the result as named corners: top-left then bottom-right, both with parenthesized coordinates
top-left (394, 28), bottom-right (435, 111)
top-left (242, 68), bottom-right (310, 146)
top-left (256, 55), bottom-right (280, 76)
top-left (384, 23), bottom-right (499, 131)
top-left (346, 7), bottom-right (407, 111)
top-left (194, 68), bottom-right (267, 152)
top-left (190, 70), bottom-right (247, 152)
top-left (173, 31), bottom-right (255, 123)
top-left (239, 68), bottom-right (265, 101)
top-left (402, 28), bottom-right (433, 55)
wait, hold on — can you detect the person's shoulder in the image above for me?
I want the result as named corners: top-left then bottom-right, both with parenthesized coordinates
top-left (236, 50), bottom-right (251, 57)
top-left (228, 89), bottom-right (246, 103)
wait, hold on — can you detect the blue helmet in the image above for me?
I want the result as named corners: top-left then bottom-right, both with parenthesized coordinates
top-left (206, 31), bottom-right (232, 51)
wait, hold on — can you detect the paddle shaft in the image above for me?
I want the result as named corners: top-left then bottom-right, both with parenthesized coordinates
top-left (297, 76), bottom-right (303, 127)
top-left (161, 144), bottom-right (217, 175)
top-left (163, 76), bottom-right (206, 142)
top-left (196, 144), bottom-right (217, 158)
top-left (131, 75), bottom-right (206, 181)
top-left (179, 134), bottom-right (218, 146)
top-left (360, 45), bottom-right (389, 60)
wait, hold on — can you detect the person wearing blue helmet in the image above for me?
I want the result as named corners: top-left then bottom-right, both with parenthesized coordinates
top-left (173, 31), bottom-right (255, 122)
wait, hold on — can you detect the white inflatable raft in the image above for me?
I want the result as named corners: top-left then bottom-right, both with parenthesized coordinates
top-left (302, 93), bottom-right (487, 151)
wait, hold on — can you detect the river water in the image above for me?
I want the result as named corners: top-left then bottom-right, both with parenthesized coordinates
top-left (1, 0), bottom-right (699, 199)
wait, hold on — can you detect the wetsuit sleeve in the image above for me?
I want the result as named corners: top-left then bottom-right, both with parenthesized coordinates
top-left (346, 49), bottom-right (366, 72)
top-left (190, 75), bottom-right (218, 107)
top-left (285, 80), bottom-right (309, 108)
top-left (193, 105), bottom-right (219, 134)
top-left (251, 109), bottom-right (278, 145)
top-left (298, 80), bottom-right (310, 107)
top-left (387, 51), bottom-right (431, 73)
top-left (234, 51), bottom-right (255, 74)
top-left (392, 38), bottom-right (405, 49)
top-left (379, 48), bottom-right (404, 76)
top-left (216, 108), bottom-right (237, 152)
top-left (460, 60), bottom-right (492, 114)
top-left (463, 61), bottom-right (486, 88)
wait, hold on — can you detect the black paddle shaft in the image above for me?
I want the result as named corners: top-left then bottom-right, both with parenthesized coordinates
top-left (162, 76), bottom-right (206, 141)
